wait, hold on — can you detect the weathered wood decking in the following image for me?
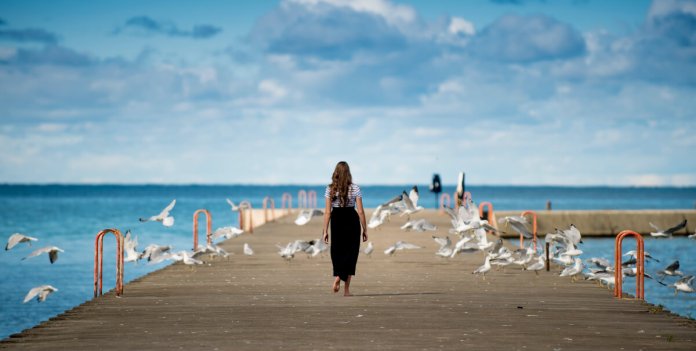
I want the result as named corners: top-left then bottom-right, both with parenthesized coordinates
top-left (2, 210), bottom-right (695, 350)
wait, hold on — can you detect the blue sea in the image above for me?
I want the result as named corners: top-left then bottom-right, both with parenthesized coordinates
top-left (1, 184), bottom-right (695, 339)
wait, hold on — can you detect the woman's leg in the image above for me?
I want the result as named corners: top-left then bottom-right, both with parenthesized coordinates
top-left (333, 276), bottom-right (340, 293)
top-left (344, 275), bottom-right (353, 296)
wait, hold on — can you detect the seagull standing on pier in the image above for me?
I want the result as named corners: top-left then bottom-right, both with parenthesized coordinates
top-left (139, 199), bottom-right (176, 227)
top-left (5, 233), bottom-right (38, 251)
top-left (243, 243), bottom-right (254, 256)
top-left (363, 242), bottom-right (374, 257)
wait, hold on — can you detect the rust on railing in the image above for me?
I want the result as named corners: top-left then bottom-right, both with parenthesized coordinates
top-left (614, 230), bottom-right (645, 300)
top-left (193, 209), bottom-right (212, 250)
top-left (94, 228), bottom-right (124, 297)
top-left (520, 210), bottom-right (538, 251)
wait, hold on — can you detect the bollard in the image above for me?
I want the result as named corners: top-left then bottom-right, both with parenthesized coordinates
top-left (94, 229), bottom-right (124, 297)
top-left (546, 201), bottom-right (552, 211)
top-left (308, 190), bottom-right (317, 209)
top-left (193, 209), bottom-right (212, 250)
top-left (614, 230), bottom-right (645, 300)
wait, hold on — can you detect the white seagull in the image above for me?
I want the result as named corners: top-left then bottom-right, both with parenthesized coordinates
top-left (243, 243), bottom-right (254, 256)
top-left (212, 226), bottom-right (244, 240)
top-left (671, 275), bottom-right (694, 295)
top-left (363, 242), bottom-right (374, 257)
top-left (472, 255), bottom-right (492, 278)
top-left (5, 233), bottom-right (38, 251)
top-left (384, 241), bottom-right (422, 256)
top-left (22, 246), bottom-right (64, 264)
top-left (123, 230), bottom-right (139, 263)
top-left (23, 285), bottom-right (58, 303)
top-left (649, 219), bottom-right (687, 238)
top-left (524, 256), bottom-right (546, 275)
top-left (139, 199), bottom-right (176, 227)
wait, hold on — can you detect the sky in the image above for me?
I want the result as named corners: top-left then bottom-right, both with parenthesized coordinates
top-left (0, 0), bottom-right (695, 186)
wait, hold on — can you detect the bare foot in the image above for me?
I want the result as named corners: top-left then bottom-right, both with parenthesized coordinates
top-left (332, 280), bottom-right (340, 293)
top-left (343, 293), bottom-right (353, 297)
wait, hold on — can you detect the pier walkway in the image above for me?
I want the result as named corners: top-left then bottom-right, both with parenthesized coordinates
top-left (2, 210), bottom-right (695, 350)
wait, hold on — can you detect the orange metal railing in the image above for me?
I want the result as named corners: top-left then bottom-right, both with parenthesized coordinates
top-left (281, 192), bottom-right (293, 214)
top-left (263, 196), bottom-right (276, 223)
top-left (439, 193), bottom-right (451, 213)
top-left (94, 228), bottom-right (124, 297)
top-left (193, 209), bottom-right (212, 250)
top-left (239, 200), bottom-right (254, 234)
top-left (614, 230), bottom-right (645, 300)
top-left (298, 190), bottom-right (307, 209)
top-left (478, 201), bottom-right (498, 233)
top-left (520, 210), bottom-right (538, 251)
top-left (308, 190), bottom-right (317, 209)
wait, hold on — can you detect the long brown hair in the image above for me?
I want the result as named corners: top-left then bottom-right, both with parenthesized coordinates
top-left (329, 161), bottom-right (352, 207)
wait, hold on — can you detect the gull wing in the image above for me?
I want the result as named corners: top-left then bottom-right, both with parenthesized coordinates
top-left (664, 260), bottom-right (680, 271)
top-left (509, 221), bottom-right (533, 239)
top-left (158, 199), bottom-right (176, 218)
top-left (23, 246), bottom-right (52, 260)
top-left (677, 275), bottom-right (694, 285)
top-left (663, 219), bottom-right (687, 235)
top-left (23, 286), bottom-right (44, 303)
top-left (409, 187), bottom-right (419, 208)
top-left (6, 233), bottom-right (38, 251)
top-left (381, 195), bottom-right (402, 207)
top-left (397, 241), bottom-right (422, 250)
top-left (400, 191), bottom-right (415, 211)
top-left (226, 198), bottom-right (239, 211)
top-left (48, 249), bottom-right (60, 264)
top-left (648, 222), bottom-right (661, 232)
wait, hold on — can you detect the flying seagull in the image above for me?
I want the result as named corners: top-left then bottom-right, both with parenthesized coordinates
top-left (22, 246), bottom-right (64, 264)
top-left (5, 233), bottom-right (38, 251)
top-left (649, 219), bottom-right (687, 238)
top-left (23, 285), bottom-right (58, 303)
top-left (139, 199), bottom-right (176, 227)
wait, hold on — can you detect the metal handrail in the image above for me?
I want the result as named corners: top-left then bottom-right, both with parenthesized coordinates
top-left (239, 200), bottom-right (254, 234)
top-left (520, 210), bottom-right (538, 251)
top-left (94, 228), bottom-right (124, 297)
top-left (614, 230), bottom-right (645, 300)
top-left (478, 201), bottom-right (497, 232)
top-left (262, 196), bottom-right (276, 223)
top-left (298, 190), bottom-right (307, 209)
top-left (281, 193), bottom-right (293, 214)
top-left (308, 190), bottom-right (317, 209)
top-left (439, 193), bottom-right (451, 214)
top-left (193, 209), bottom-right (212, 250)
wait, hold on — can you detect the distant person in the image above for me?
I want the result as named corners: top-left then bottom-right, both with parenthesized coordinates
top-left (322, 161), bottom-right (368, 297)
top-left (430, 174), bottom-right (442, 208)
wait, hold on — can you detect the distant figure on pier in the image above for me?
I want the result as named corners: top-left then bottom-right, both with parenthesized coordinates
top-left (322, 161), bottom-right (368, 297)
top-left (430, 174), bottom-right (442, 209)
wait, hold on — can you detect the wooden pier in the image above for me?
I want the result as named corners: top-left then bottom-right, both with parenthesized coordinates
top-left (2, 210), bottom-right (695, 350)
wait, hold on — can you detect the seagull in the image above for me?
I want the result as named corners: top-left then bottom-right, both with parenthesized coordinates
top-left (123, 230), bottom-right (139, 263)
top-left (400, 218), bottom-right (437, 232)
top-left (139, 244), bottom-right (172, 264)
top-left (367, 205), bottom-right (391, 229)
top-left (139, 199), bottom-right (176, 227)
top-left (657, 260), bottom-right (684, 280)
top-left (649, 219), bottom-right (687, 238)
top-left (6, 233), bottom-right (38, 251)
top-left (212, 226), bottom-right (244, 240)
top-left (23, 285), bottom-right (58, 303)
top-left (623, 250), bottom-right (659, 262)
top-left (363, 242), bottom-right (374, 257)
top-left (384, 241), bottom-right (422, 256)
top-left (432, 235), bottom-right (451, 251)
top-left (22, 246), bottom-right (64, 264)
top-left (195, 242), bottom-right (230, 259)
top-left (472, 255), bottom-right (492, 278)
top-left (524, 256), bottom-right (546, 275)
top-left (689, 231), bottom-right (696, 240)
top-left (306, 239), bottom-right (328, 257)
top-left (671, 275), bottom-right (694, 295)
top-left (243, 243), bottom-right (254, 256)
top-left (399, 188), bottom-right (424, 218)
top-left (226, 198), bottom-right (249, 212)
top-left (168, 251), bottom-right (203, 265)
top-left (586, 257), bottom-right (613, 272)
top-left (560, 258), bottom-right (584, 282)
top-left (294, 209), bottom-right (314, 226)
top-left (498, 216), bottom-right (533, 239)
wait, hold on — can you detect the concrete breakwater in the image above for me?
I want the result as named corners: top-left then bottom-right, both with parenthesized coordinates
top-left (493, 210), bottom-right (695, 237)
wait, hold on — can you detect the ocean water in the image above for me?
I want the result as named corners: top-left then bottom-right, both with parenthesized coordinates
top-left (1, 184), bottom-right (695, 339)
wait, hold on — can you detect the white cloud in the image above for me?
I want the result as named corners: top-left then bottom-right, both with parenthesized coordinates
top-left (449, 17), bottom-right (476, 36)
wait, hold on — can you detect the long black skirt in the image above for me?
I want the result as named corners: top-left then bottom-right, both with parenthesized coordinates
top-left (330, 206), bottom-right (361, 282)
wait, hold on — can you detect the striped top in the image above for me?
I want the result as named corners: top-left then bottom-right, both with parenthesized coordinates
top-left (325, 184), bottom-right (362, 207)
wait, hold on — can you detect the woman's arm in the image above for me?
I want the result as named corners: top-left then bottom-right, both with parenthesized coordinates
top-left (322, 196), bottom-right (332, 243)
top-left (356, 197), bottom-right (368, 242)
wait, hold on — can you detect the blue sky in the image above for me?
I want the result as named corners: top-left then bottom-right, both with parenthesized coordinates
top-left (0, 0), bottom-right (695, 186)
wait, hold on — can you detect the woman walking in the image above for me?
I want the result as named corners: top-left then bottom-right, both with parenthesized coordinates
top-left (322, 161), bottom-right (368, 296)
